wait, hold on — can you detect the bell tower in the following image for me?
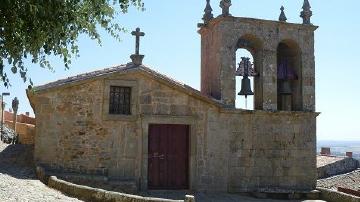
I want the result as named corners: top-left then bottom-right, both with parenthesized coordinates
top-left (198, 0), bottom-right (317, 111)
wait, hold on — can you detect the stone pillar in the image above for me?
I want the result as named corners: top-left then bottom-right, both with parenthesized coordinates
top-left (261, 49), bottom-right (278, 111)
top-left (12, 97), bottom-right (19, 132)
top-left (302, 53), bottom-right (315, 111)
top-left (300, 30), bottom-right (316, 112)
top-left (253, 50), bottom-right (264, 110)
top-left (200, 28), bottom-right (219, 100)
top-left (219, 44), bottom-right (236, 107)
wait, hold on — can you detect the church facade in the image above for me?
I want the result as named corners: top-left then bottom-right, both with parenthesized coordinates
top-left (28, 0), bottom-right (319, 193)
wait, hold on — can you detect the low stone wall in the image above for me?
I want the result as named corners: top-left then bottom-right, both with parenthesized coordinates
top-left (58, 172), bottom-right (137, 194)
top-left (4, 121), bottom-right (35, 144)
top-left (48, 176), bottom-right (195, 202)
top-left (16, 122), bottom-right (35, 144)
top-left (36, 166), bottom-right (195, 202)
top-left (317, 188), bottom-right (360, 202)
top-left (317, 157), bottom-right (359, 179)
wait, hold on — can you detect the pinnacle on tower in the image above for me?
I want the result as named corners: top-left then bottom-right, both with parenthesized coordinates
top-left (279, 6), bottom-right (287, 22)
top-left (300, 0), bottom-right (312, 25)
top-left (303, 0), bottom-right (311, 9)
top-left (202, 0), bottom-right (214, 24)
top-left (219, 0), bottom-right (232, 17)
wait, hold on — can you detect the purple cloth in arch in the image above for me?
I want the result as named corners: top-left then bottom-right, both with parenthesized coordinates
top-left (277, 59), bottom-right (298, 80)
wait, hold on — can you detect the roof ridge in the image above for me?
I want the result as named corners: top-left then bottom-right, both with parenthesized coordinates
top-left (34, 63), bottom-right (136, 91)
top-left (138, 66), bottom-right (204, 94)
top-left (33, 63), bottom-right (224, 107)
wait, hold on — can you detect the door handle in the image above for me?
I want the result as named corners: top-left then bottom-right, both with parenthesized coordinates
top-left (148, 154), bottom-right (166, 160)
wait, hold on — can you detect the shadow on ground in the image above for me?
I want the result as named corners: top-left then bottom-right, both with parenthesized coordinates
top-left (0, 143), bottom-right (36, 180)
top-left (140, 191), bottom-right (326, 202)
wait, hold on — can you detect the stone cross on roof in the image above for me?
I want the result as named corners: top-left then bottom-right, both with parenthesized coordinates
top-left (130, 27), bottom-right (145, 65)
top-left (131, 27), bottom-right (145, 55)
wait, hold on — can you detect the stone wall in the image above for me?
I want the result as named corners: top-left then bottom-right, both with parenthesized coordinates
top-left (30, 70), bottom-right (318, 193)
top-left (4, 121), bottom-right (36, 144)
top-left (31, 72), bottom-right (214, 185)
top-left (228, 111), bottom-right (317, 192)
top-left (15, 122), bottom-right (35, 144)
top-left (317, 157), bottom-right (359, 179)
top-left (33, 79), bottom-right (113, 175)
top-left (197, 109), bottom-right (317, 192)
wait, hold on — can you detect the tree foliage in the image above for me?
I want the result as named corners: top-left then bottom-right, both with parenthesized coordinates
top-left (0, 0), bottom-right (144, 88)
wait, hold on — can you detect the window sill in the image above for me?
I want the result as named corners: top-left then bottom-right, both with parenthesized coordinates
top-left (103, 114), bottom-right (137, 122)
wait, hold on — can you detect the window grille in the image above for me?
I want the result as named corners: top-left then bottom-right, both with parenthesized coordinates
top-left (109, 86), bottom-right (131, 115)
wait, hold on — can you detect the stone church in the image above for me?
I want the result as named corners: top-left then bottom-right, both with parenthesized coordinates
top-left (28, 0), bottom-right (319, 193)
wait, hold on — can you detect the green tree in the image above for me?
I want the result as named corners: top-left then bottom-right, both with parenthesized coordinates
top-left (0, 0), bottom-right (144, 87)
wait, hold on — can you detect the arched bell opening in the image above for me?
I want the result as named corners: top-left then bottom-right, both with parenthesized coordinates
top-left (236, 49), bottom-right (254, 109)
top-left (277, 40), bottom-right (302, 111)
top-left (235, 35), bottom-right (263, 110)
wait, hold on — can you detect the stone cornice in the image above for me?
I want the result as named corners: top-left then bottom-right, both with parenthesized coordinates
top-left (198, 16), bottom-right (318, 34)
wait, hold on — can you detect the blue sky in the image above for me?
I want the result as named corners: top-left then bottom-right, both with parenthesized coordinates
top-left (1, 1), bottom-right (359, 141)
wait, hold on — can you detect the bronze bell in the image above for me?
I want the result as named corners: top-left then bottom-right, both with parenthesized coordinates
top-left (238, 77), bottom-right (254, 98)
top-left (278, 80), bottom-right (292, 95)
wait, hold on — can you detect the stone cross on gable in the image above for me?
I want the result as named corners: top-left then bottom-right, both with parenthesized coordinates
top-left (130, 27), bottom-right (145, 65)
top-left (131, 27), bottom-right (145, 55)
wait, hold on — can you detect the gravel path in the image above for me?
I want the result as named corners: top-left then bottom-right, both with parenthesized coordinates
top-left (0, 142), bottom-right (82, 202)
top-left (143, 191), bottom-right (326, 202)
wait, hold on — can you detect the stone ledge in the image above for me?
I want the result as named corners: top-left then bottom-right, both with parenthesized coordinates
top-left (198, 16), bottom-right (319, 33)
top-left (317, 187), bottom-right (360, 202)
top-left (219, 108), bottom-right (320, 117)
top-left (48, 176), bottom-right (195, 202)
top-left (250, 190), bottom-right (320, 200)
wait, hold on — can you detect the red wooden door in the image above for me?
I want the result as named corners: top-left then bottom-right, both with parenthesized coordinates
top-left (148, 124), bottom-right (189, 190)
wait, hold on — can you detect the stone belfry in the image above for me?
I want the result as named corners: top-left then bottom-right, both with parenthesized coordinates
top-left (198, 0), bottom-right (317, 111)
